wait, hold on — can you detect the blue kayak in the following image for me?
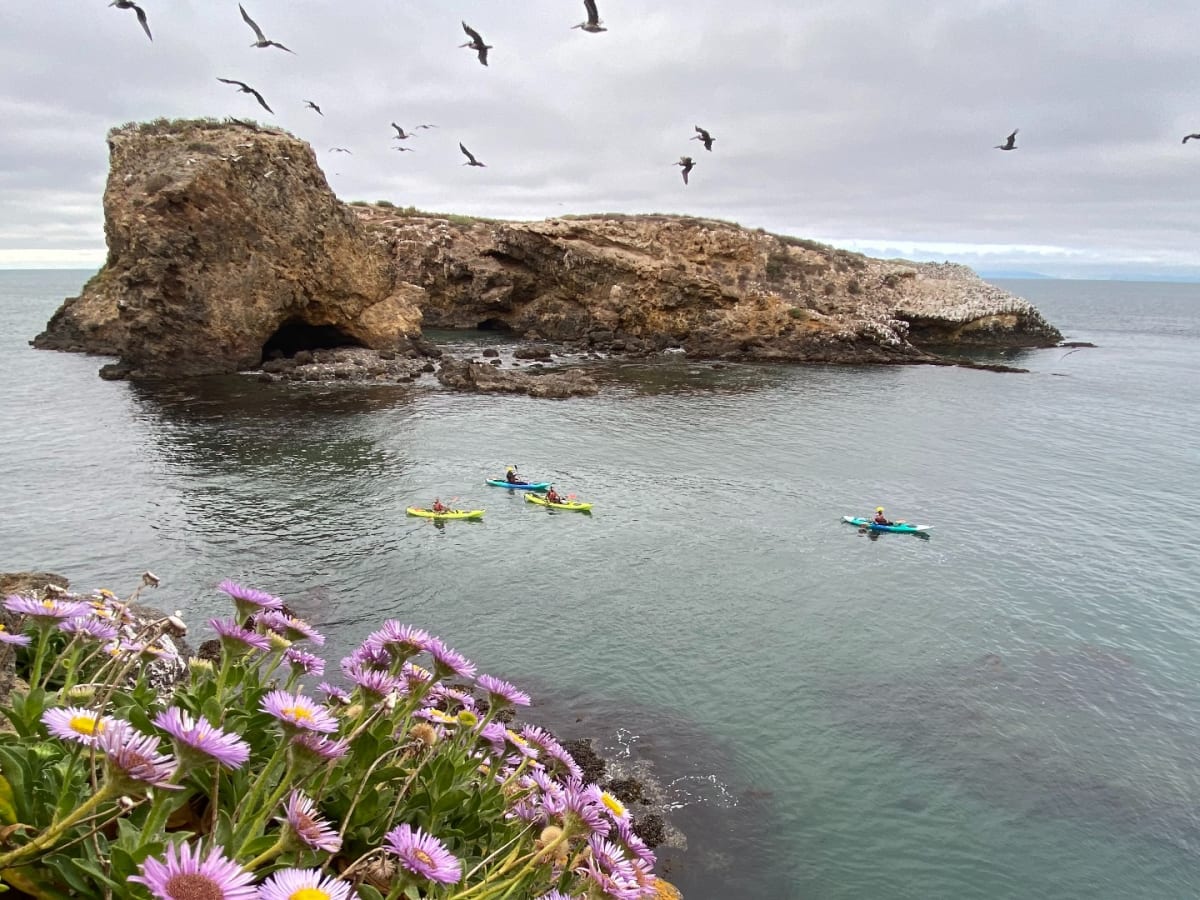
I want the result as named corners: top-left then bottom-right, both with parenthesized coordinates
top-left (842, 515), bottom-right (932, 534)
top-left (486, 479), bottom-right (552, 490)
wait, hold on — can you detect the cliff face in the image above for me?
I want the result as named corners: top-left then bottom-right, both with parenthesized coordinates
top-left (34, 119), bottom-right (422, 376)
top-left (34, 120), bottom-right (1060, 377)
top-left (363, 209), bottom-right (1060, 360)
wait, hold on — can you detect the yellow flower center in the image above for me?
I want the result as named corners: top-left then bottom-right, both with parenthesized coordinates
top-left (282, 706), bottom-right (313, 722)
top-left (40, 600), bottom-right (55, 610)
top-left (69, 715), bottom-right (102, 736)
top-left (601, 792), bottom-right (627, 818)
top-left (289, 887), bottom-right (329, 900)
top-left (414, 849), bottom-right (434, 867)
top-left (456, 710), bottom-right (478, 727)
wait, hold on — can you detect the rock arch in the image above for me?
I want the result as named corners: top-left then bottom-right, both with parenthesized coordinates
top-left (261, 318), bottom-right (365, 360)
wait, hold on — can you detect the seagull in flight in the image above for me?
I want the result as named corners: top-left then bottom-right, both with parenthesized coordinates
top-left (329, 147), bottom-right (353, 154)
top-left (304, 100), bottom-right (323, 116)
top-left (460, 22), bottom-right (492, 66)
top-left (691, 125), bottom-right (715, 151)
top-left (392, 146), bottom-right (415, 153)
top-left (415, 124), bottom-right (438, 130)
top-left (994, 129), bottom-right (1018, 151)
top-left (1182, 133), bottom-right (1200, 144)
top-left (675, 156), bottom-right (695, 185)
top-left (459, 143), bottom-right (486, 167)
top-left (391, 123), bottom-right (414, 140)
top-left (217, 78), bottom-right (274, 114)
top-left (239, 4), bottom-right (294, 53)
top-left (109, 0), bottom-right (152, 42)
top-left (572, 0), bottom-right (607, 33)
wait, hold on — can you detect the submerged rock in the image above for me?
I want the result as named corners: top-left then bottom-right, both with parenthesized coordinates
top-left (436, 358), bottom-right (599, 398)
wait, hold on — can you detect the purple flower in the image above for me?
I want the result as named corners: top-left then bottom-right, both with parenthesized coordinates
top-left (342, 641), bottom-right (392, 671)
top-left (0, 623), bottom-right (30, 646)
top-left (153, 708), bottom-right (251, 770)
top-left (426, 638), bottom-right (477, 679)
top-left (256, 868), bottom-right (353, 900)
top-left (255, 610), bottom-right (326, 646)
top-left (317, 682), bottom-right (350, 704)
top-left (59, 617), bottom-right (119, 642)
top-left (430, 684), bottom-right (476, 711)
top-left (42, 706), bottom-right (117, 746)
top-left (536, 893), bottom-right (583, 900)
top-left (365, 622), bottom-right (431, 661)
top-left (130, 840), bottom-right (256, 900)
top-left (210, 617), bottom-right (271, 653)
top-left (291, 732), bottom-right (350, 761)
top-left (476, 674), bottom-right (531, 708)
top-left (578, 835), bottom-right (641, 900)
top-left (261, 690), bottom-right (338, 734)
top-left (280, 791), bottom-right (342, 852)
top-left (343, 661), bottom-right (401, 699)
top-left (284, 647), bottom-right (326, 677)
top-left (217, 579), bottom-right (284, 617)
top-left (383, 823), bottom-right (462, 884)
top-left (4, 595), bottom-right (91, 622)
top-left (98, 721), bottom-right (181, 791)
top-left (520, 725), bottom-right (582, 781)
top-left (400, 661), bottom-right (434, 693)
top-left (558, 778), bottom-right (610, 838)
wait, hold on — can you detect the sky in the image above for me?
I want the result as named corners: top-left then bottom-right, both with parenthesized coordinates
top-left (4, 0), bottom-right (1200, 278)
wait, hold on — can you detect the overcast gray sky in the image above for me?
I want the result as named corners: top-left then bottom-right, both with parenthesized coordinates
top-left (5, 1), bottom-right (1200, 277)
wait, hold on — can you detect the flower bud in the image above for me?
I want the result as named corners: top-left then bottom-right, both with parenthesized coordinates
top-left (409, 723), bottom-right (438, 748)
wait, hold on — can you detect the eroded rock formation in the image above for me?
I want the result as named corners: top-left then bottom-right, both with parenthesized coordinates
top-left (34, 119), bottom-right (1061, 379)
top-left (34, 119), bottom-right (422, 376)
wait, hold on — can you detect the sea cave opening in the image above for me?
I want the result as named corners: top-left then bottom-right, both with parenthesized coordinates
top-left (476, 318), bottom-right (514, 333)
top-left (261, 318), bottom-right (364, 360)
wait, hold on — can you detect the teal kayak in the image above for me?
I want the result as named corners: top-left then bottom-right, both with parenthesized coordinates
top-left (842, 515), bottom-right (932, 534)
top-left (486, 479), bottom-right (552, 490)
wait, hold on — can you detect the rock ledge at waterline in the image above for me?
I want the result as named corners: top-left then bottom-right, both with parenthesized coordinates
top-left (33, 118), bottom-right (1062, 378)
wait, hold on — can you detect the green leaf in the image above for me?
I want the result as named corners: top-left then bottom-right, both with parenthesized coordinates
top-left (356, 886), bottom-right (385, 900)
top-left (68, 859), bottom-right (123, 893)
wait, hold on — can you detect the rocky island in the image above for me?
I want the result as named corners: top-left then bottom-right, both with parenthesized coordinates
top-left (33, 118), bottom-right (1062, 389)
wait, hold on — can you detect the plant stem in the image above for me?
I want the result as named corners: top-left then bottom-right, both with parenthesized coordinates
top-left (0, 782), bottom-right (117, 869)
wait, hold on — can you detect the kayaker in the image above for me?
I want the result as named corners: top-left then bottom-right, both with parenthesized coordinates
top-left (546, 486), bottom-right (564, 504)
top-left (873, 507), bottom-right (893, 526)
top-left (505, 466), bottom-right (524, 485)
top-left (432, 498), bottom-right (448, 513)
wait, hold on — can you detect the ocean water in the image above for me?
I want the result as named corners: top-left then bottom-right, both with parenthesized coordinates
top-left (1, 271), bottom-right (1198, 898)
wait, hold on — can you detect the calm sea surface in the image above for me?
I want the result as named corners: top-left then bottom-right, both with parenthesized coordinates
top-left (1, 271), bottom-right (1198, 899)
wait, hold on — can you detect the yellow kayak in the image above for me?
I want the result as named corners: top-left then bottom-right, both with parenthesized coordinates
top-left (406, 507), bottom-right (484, 520)
top-left (524, 494), bottom-right (592, 512)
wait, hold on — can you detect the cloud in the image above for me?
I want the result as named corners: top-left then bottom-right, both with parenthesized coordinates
top-left (4, 0), bottom-right (1200, 276)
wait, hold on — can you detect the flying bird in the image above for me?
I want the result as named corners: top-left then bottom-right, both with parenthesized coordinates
top-left (392, 146), bottom-right (415, 153)
top-left (1182, 134), bottom-right (1200, 144)
top-left (304, 100), bottom-right (323, 116)
top-left (459, 143), bottom-right (486, 167)
top-left (675, 156), bottom-right (695, 185)
top-left (109, 0), bottom-right (152, 41)
top-left (391, 123), bottom-right (413, 140)
top-left (329, 147), bottom-right (353, 154)
top-left (217, 78), bottom-right (274, 114)
top-left (994, 129), bottom-right (1018, 151)
top-left (460, 22), bottom-right (492, 66)
top-left (692, 125), bottom-right (715, 151)
top-left (415, 124), bottom-right (438, 130)
top-left (572, 0), bottom-right (607, 32)
top-left (239, 4), bottom-right (294, 52)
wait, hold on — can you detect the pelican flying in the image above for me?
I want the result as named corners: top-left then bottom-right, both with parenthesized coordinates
top-left (239, 4), bottom-right (294, 52)
top-left (109, 0), bottom-right (152, 41)
top-left (217, 78), bottom-right (274, 114)
top-left (573, 0), bottom-right (607, 33)
top-left (460, 22), bottom-right (492, 66)
top-left (459, 143), bottom-right (486, 167)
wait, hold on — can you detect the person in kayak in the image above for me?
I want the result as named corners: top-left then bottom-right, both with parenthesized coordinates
top-left (432, 498), bottom-right (448, 513)
top-left (873, 507), bottom-right (893, 526)
top-left (545, 486), bottom-right (565, 504)
top-left (505, 466), bottom-right (525, 485)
